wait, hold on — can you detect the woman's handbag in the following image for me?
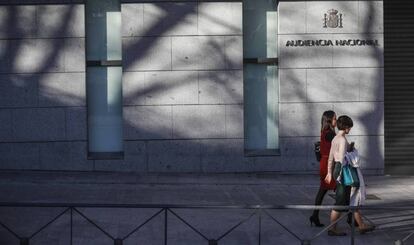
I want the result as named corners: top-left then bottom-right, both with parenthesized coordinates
top-left (342, 164), bottom-right (360, 187)
top-left (314, 141), bottom-right (321, 161)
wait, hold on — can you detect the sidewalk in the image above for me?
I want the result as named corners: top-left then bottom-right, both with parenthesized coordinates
top-left (0, 171), bottom-right (413, 244)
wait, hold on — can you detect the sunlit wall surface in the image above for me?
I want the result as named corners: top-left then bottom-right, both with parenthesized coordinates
top-left (0, 1), bottom-right (384, 173)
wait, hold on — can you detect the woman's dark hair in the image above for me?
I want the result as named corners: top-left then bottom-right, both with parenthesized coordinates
top-left (337, 115), bottom-right (353, 130)
top-left (321, 110), bottom-right (336, 131)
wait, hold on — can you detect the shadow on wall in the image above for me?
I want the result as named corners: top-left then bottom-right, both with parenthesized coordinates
top-left (278, 1), bottom-right (384, 173)
top-left (0, 2), bottom-right (383, 174)
top-left (0, 2), bottom-right (261, 173)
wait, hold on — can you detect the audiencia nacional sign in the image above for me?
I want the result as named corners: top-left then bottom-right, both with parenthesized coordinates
top-left (285, 9), bottom-right (380, 48)
top-left (285, 39), bottom-right (380, 47)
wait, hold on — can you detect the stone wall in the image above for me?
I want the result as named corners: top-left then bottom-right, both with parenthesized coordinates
top-left (278, 1), bottom-right (384, 173)
top-left (0, 1), bottom-right (384, 173)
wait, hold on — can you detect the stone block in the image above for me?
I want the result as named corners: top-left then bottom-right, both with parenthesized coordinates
top-left (11, 39), bottom-right (65, 73)
top-left (172, 105), bottom-right (226, 139)
top-left (0, 143), bottom-right (39, 169)
top-left (278, 2), bottom-right (306, 34)
top-left (200, 139), bottom-right (251, 172)
top-left (225, 105), bottom-right (243, 138)
top-left (199, 70), bottom-right (243, 104)
top-left (145, 71), bottom-right (198, 105)
top-left (37, 5), bottom-right (84, 38)
top-left (359, 68), bottom-right (384, 101)
top-left (198, 2), bottom-right (242, 35)
top-left (198, 36), bottom-right (226, 70)
top-left (333, 102), bottom-right (384, 136)
top-left (306, 1), bottom-right (358, 34)
top-left (124, 105), bottom-right (172, 140)
top-left (122, 4), bottom-right (144, 37)
top-left (123, 36), bottom-right (171, 71)
top-left (38, 73), bottom-right (85, 106)
top-left (39, 142), bottom-right (92, 171)
top-left (279, 68), bottom-right (306, 102)
top-left (359, 1), bottom-right (383, 33)
top-left (0, 74), bottom-right (38, 107)
top-left (332, 34), bottom-right (384, 67)
top-left (0, 6), bottom-right (36, 39)
top-left (307, 68), bottom-right (359, 102)
top-left (279, 102), bottom-right (334, 137)
top-left (253, 155), bottom-right (306, 172)
top-left (123, 72), bottom-right (146, 105)
top-left (280, 137), bottom-right (308, 157)
top-left (66, 107), bottom-right (87, 140)
top-left (64, 38), bottom-right (85, 72)
top-left (12, 108), bottom-right (66, 141)
top-left (94, 141), bottom-right (147, 172)
top-left (172, 36), bottom-right (199, 70)
top-left (148, 140), bottom-right (201, 172)
top-left (353, 135), bottom-right (384, 170)
top-left (225, 36), bottom-right (243, 69)
top-left (306, 136), bottom-right (321, 171)
top-left (306, 34), bottom-right (334, 68)
top-left (143, 3), bottom-right (197, 36)
top-left (279, 34), bottom-right (333, 68)
top-left (0, 109), bottom-right (12, 141)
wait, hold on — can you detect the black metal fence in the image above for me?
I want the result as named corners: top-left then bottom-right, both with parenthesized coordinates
top-left (0, 203), bottom-right (412, 245)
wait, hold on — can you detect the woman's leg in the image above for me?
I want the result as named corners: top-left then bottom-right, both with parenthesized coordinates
top-left (353, 210), bottom-right (375, 233)
top-left (312, 187), bottom-right (328, 218)
top-left (330, 210), bottom-right (341, 229)
top-left (328, 210), bottom-right (346, 235)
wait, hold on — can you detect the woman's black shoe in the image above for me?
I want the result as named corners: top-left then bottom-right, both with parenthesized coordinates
top-left (328, 229), bottom-right (347, 236)
top-left (309, 216), bottom-right (324, 227)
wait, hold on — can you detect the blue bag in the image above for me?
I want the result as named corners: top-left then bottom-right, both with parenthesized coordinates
top-left (342, 164), bottom-right (360, 187)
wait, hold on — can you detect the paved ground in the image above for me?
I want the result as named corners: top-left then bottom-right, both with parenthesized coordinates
top-left (0, 171), bottom-right (413, 245)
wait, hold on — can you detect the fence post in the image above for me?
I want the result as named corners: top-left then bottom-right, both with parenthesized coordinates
top-left (70, 207), bottom-right (73, 245)
top-left (350, 209), bottom-right (355, 245)
top-left (301, 240), bottom-right (311, 245)
top-left (164, 208), bottom-right (168, 245)
top-left (20, 238), bottom-right (29, 245)
top-left (258, 210), bottom-right (262, 245)
top-left (114, 238), bottom-right (123, 245)
top-left (208, 240), bottom-right (218, 245)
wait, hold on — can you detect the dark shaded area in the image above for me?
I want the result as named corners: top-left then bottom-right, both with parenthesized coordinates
top-left (384, 0), bottom-right (414, 175)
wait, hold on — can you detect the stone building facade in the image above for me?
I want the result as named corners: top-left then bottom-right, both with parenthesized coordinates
top-left (0, 0), bottom-right (384, 174)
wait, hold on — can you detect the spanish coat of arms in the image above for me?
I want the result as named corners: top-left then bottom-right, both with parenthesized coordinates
top-left (323, 9), bottom-right (343, 28)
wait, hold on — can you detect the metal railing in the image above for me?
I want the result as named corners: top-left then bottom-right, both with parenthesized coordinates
top-left (0, 203), bottom-right (412, 245)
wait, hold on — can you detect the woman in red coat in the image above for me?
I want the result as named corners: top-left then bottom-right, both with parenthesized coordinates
top-left (310, 110), bottom-right (337, 227)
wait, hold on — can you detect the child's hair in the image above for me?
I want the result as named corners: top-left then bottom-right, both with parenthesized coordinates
top-left (337, 115), bottom-right (353, 130)
top-left (321, 110), bottom-right (336, 131)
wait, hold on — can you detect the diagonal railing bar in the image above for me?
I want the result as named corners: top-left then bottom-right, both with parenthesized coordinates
top-left (403, 230), bottom-right (414, 242)
top-left (122, 208), bottom-right (164, 241)
top-left (0, 220), bottom-right (21, 240)
top-left (167, 208), bottom-right (209, 241)
top-left (361, 213), bottom-right (376, 226)
top-left (73, 207), bottom-right (115, 240)
top-left (263, 209), bottom-right (302, 242)
top-left (216, 211), bottom-right (257, 242)
top-left (29, 207), bottom-right (70, 239)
